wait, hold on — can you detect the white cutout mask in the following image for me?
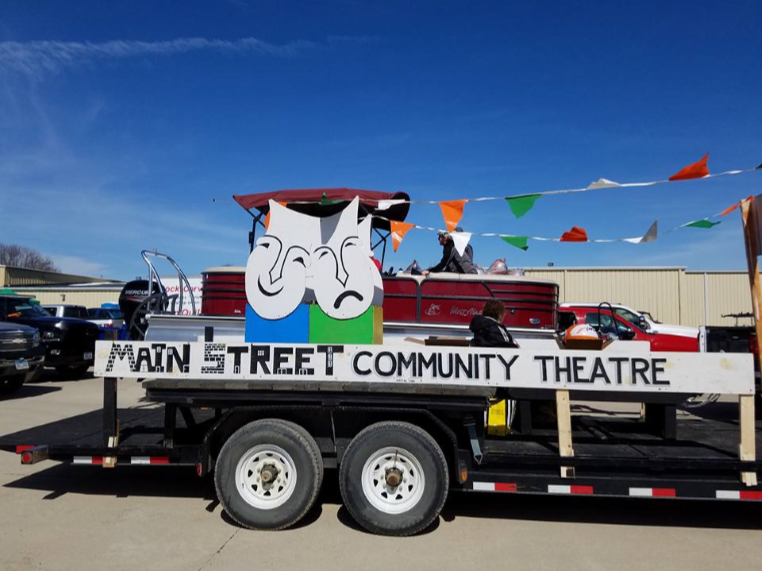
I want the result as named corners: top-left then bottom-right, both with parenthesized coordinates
top-left (311, 198), bottom-right (378, 319)
top-left (244, 201), bottom-right (318, 319)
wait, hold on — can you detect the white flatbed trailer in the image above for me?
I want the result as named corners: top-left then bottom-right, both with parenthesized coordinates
top-left (6, 338), bottom-right (761, 536)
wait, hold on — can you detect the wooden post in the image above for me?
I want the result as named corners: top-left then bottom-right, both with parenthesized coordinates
top-left (556, 389), bottom-right (575, 478)
top-left (739, 199), bottom-right (759, 485)
top-left (102, 377), bottom-right (120, 468)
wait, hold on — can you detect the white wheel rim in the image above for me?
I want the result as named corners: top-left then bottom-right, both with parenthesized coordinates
top-left (361, 446), bottom-right (425, 514)
top-left (235, 444), bottom-right (297, 510)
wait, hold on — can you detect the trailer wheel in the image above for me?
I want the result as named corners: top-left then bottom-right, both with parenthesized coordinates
top-left (339, 421), bottom-right (449, 536)
top-left (0, 376), bottom-right (24, 394)
top-left (214, 419), bottom-right (323, 530)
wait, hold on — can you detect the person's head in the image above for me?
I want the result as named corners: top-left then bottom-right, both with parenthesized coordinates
top-left (437, 230), bottom-right (450, 246)
top-left (482, 299), bottom-right (506, 322)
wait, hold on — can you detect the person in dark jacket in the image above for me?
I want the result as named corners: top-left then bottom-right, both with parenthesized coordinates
top-left (423, 228), bottom-right (477, 275)
top-left (470, 299), bottom-right (519, 348)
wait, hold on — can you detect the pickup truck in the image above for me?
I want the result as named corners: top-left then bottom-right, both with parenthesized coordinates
top-left (0, 321), bottom-right (45, 393)
top-left (559, 302), bottom-right (699, 339)
top-left (559, 305), bottom-right (699, 352)
top-left (86, 307), bottom-right (125, 331)
top-left (2, 295), bottom-right (98, 377)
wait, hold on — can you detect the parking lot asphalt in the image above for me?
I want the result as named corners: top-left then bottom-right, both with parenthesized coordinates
top-left (1, 372), bottom-right (761, 571)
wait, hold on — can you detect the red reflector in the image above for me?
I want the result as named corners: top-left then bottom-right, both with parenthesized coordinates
top-left (150, 457), bottom-right (170, 465)
top-left (92, 457), bottom-right (104, 465)
top-left (21, 452), bottom-right (32, 464)
top-left (740, 491), bottom-right (762, 500)
top-left (16, 445), bottom-right (34, 454)
top-left (495, 482), bottom-right (518, 492)
top-left (196, 463), bottom-right (203, 477)
top-left (652, 488), bottom-right (676, 497)
top-left (570, 486), bottom-right (594, 495)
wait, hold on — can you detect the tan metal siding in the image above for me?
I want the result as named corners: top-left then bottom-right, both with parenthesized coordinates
top-left (705, 272), bottom-right (753, 326)
top-left (525, 268), bottom-right (752, 326)
top-left (682, 273), bottom-right (706, 327)
top-left (11, 289), bottom-right (120, 308)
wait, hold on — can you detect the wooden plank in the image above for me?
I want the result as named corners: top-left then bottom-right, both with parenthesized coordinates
top-left (103, 419), bottom-right (120, 469)
top-left (555, 389), bottom-right (575, 478)
top-left (739, 395), bottom-right (757, 485)
top-left (739, 199), bottom-right (761, 486)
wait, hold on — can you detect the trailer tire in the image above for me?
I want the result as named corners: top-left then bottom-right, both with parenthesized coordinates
top-left (0, 376), bottom-right (24, 394)
top-left (214, 419), bottom-right (323, 530)
top-left (339, 421), bottom-right (449, 536)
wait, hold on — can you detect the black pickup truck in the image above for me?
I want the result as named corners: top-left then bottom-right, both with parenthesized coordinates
top-left (0, 321), bottom-right (45, 393)
top-left (0, 295), bottom-right (98, 378)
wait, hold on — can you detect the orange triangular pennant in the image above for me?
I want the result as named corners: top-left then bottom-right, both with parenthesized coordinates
top-left (560, 226), bottom-right (588, 242)
top-left (669, 153), bottom-right (710, 181)
top-left (390, 220), bottom-right (415, 252)
top-left (439, 200), bottom-right (466, 232)
top-left (264, 202), bottom-right (288, 229)
top-left (720, 195), bottom-right (755, 217)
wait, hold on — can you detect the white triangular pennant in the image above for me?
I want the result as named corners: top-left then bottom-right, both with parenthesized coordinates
top-left (451, 231), bottom-right (472, 256)
top-left (376, 199), bottom-right (406, 210)
top-left (587, 178), bottom-right (621, 190)
top-left (622, 220), bottom-right (658, 244)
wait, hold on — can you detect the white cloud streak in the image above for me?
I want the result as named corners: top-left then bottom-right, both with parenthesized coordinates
top-left (0, 37), bottom-right (318, 76)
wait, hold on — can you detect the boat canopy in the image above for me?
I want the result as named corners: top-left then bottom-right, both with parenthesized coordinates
top-left (232, 188), bottom-right (410, 230)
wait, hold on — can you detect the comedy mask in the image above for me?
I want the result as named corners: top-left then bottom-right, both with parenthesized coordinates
top-left (245, 201), bottom-right (318, 320)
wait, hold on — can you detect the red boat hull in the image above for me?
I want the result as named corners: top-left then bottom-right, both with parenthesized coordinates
top-left (202, 269), bottom-right (558, 330)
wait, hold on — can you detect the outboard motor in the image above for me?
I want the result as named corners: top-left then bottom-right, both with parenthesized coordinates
top-left (119, 279), bottom-right (166, 340)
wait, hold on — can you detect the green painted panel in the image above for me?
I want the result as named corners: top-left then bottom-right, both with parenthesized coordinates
top-left (308, 305), bottom-right (382, 344)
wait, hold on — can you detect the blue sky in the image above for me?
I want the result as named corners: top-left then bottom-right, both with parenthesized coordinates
top-left (0, 0), bottom-right (760, 279)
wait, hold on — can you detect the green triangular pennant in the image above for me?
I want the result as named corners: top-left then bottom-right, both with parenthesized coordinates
top-left (319, 192), bottom-right (343, 205)
top-left (685, 219), bottom-right (721, 229)
top-left (505, 194), bottom-right (541, 219)
top-left (500, 236), bottom-right (529, 251)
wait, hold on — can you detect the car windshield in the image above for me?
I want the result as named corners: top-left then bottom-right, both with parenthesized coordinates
top-left (614, 308), bottom-right (641, 324)
top-left (638, 310), bottom-right (660, 324)
top-left (3, 299), bottom-right (51, 319)
top-left (63, 307), bottom-right (88, 319)
top-left (585, 312), bottom-right (633, 335)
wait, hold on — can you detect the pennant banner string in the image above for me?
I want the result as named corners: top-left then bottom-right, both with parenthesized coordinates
top-left (370, 193), bottom-right (751, 249)
top-left (241, 162), bottom-right (761, 208)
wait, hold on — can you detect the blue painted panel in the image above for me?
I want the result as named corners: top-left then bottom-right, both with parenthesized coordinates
top-left (244, 304), bottom-right (310, 343)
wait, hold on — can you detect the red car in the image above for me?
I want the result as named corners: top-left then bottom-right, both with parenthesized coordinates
top-left (559, 306), bottom-right (699, 352)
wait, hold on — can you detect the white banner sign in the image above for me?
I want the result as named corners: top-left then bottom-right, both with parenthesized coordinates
top-left (160, 277), bottom-right (202, 316)
top-left (95, 341), bottom-right (754, 395)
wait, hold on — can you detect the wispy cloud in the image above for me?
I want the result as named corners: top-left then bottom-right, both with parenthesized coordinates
top-left (0, 37), bottom-right (320, 76)
top-left (49, 254), bottom-right (110, 278)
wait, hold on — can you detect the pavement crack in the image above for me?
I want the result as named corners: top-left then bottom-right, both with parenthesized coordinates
top-left (197, 527), bottom-right (241, 570)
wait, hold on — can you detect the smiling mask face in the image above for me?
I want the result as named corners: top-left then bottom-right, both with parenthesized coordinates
top-left (312, 198), bottom-right (379, 320)
top-left (244, 201), bottom-right (318, 319)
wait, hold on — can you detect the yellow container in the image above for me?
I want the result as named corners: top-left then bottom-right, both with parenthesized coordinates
top-left (487, 399), bottom-right (510, 436)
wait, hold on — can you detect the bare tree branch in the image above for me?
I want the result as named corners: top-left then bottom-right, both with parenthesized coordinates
top-left (0, 243), bottom-right (59, 271)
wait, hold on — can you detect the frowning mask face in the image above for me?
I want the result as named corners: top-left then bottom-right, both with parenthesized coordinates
top-left (311, 198), bottom-right (378, 320)
top-left (244, 201), bottom-right (318, 319)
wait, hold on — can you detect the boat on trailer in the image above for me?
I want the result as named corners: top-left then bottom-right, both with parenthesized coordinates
top-left (183, 188), bottom-right (560, 344)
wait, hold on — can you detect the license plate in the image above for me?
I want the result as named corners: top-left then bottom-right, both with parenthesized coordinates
top-left (15, 359), bottom-right (30, 371)
top-left (84, 352), bottom-right (93, 360)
